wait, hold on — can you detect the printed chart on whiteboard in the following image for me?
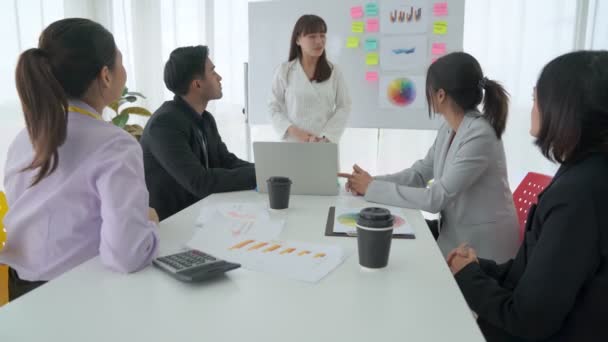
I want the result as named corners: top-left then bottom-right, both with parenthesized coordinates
top-left (346, 0), bottom-right (455, 111)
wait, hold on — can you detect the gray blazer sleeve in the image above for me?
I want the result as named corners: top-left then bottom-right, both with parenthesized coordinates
top-left (365, 123), bottom-right (494, 213)
top-left (374, 137), bottom-right (436, 188)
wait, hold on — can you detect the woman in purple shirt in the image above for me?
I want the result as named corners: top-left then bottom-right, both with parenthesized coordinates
top-left (0, 18), bottom-right (159, 301)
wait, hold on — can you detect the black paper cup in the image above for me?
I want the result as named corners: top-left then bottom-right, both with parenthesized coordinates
top-left (356, 207), bottom-right (394, 269)
top-left (267, 177), bottom-right (292, 210)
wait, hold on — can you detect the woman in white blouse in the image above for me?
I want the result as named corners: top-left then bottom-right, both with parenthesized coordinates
top-left (269, 14), bottom-right (351, 143)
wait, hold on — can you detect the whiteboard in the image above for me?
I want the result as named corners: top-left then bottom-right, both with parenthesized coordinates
top-left (247, 0), bottom-right (465, 129)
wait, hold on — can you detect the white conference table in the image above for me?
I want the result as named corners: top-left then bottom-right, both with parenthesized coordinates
top-left (0, 191), bottom-right (484, 342)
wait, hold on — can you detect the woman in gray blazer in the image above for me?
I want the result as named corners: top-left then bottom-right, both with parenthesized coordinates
top-left (340, 52), bottom-right (519, 262)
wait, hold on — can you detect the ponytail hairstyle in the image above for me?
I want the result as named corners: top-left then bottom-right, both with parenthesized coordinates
top-left (15, 18), bottom-right (117, 186)
top-left (288, 14), bottom-right (332, 82)
top-left (425, 52), bottom-right (509, 139)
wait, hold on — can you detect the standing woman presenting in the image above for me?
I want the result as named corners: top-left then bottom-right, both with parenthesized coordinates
top-left (269, 14), bottom-right (351, 143)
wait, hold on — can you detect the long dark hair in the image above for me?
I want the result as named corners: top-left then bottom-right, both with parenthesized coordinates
top-left (288, 14), bottom-right (332, 82)
top-left (15, 18), bottom-right (117, 186)
top-left (535, 51), bottom-right (608, 164)
top-left (425, 52), bottom-right (509, 139)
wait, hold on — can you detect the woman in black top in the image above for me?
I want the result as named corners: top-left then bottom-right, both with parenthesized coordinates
top-left (448, 50), bottom-right (608, 342)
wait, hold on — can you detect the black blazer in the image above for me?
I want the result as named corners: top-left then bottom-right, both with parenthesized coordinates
top-left (140, 96), bottom-right (256, 220)
top-left (455, 153), bottom-right (608, 342)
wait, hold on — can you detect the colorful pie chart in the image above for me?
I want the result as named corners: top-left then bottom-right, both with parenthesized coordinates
top-left (337, 213), bottom-right (359, 227)
top-left (387, 78), bottom-right (416, 107)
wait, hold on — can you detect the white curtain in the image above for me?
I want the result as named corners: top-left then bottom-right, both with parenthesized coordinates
top-left (0, 0), bottom-right (606, 190)
top-left (111, 0), bottom-right (249, 156)
top-left (0, 0), bottom-right (64, 187)
top-left (589, 0), bottom-right (608, 48)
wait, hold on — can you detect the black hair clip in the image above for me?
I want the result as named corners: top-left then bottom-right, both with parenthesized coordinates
top-left (478, 77), bottom-right (488, 89)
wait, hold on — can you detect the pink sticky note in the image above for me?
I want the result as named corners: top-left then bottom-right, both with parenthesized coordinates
top-left (351, 6), bottom-right (364, 19)
top-left (431, 43), bottom-right (446, 55)
top-left (433, 2), bottom-right (448, 16)
top-left (366, 18), bottom-right (379, 32)
top-left (365, 71), bottom-right (379, 82)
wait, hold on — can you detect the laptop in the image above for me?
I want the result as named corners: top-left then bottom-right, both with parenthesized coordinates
top-left (253, 141), bottom-right (339, 196)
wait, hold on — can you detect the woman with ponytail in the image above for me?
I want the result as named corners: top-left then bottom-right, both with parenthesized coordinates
top-left (0, 18), bottom-right (159, 300)
top-left (339, 52), bottom-right (518, 262)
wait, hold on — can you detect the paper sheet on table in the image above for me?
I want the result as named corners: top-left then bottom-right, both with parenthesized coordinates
top-left (196, 202), bottom-right (272, 226)
top-left (195, 210), bottom-right (284, 242)
top-left (187, 231), bottom-right (347, 283)
top-left (333, 207), bottom-right (415, 236)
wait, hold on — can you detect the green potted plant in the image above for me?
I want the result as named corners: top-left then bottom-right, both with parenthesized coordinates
top-left (108, 87), bottom-right (152, 140)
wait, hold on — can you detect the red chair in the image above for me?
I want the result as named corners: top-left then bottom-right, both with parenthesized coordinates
top-left (512, 172), bottom-right (553, 242)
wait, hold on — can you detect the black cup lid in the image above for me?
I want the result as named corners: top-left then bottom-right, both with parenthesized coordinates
top-left (357, 207), bottom-right (394, 228)
top-left (267, 176), bottom-right (292, 184)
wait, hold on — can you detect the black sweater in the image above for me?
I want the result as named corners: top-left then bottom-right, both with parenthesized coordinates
top-left (140, 96), bottom-right (256, 220)
top-left (455, 154), bottom-right (608, 341)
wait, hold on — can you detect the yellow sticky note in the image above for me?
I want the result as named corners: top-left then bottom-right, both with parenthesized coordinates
top-left (366, 52), bottom-right (379, 65)
top-left (346, 36), bottom-right (359, 48)
top-left (352, 21), bottom-right (364, 33)
top-left (433, 21), bottom-right (448, 35)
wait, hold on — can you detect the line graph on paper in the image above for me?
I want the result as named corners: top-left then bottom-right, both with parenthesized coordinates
top-left (228, 220), bottom-right (255, 238)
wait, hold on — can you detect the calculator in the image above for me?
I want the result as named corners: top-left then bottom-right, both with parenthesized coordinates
top-left (153, 249), bottom-right (240, 282)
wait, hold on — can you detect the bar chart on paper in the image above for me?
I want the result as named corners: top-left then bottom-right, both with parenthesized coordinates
top-left (188, 233), bottom-right (347, 283)
top-left (229, 240), bottom-right (328, 259)
top-left (226, 239), bottom-right (344, 283)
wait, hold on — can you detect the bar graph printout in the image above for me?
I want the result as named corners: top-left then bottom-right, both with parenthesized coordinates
top-left (188, 232), bottom-right (346, 283)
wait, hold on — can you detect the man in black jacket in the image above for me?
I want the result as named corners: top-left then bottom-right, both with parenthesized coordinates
top-left (140, 45), bottom-right (255, 220)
